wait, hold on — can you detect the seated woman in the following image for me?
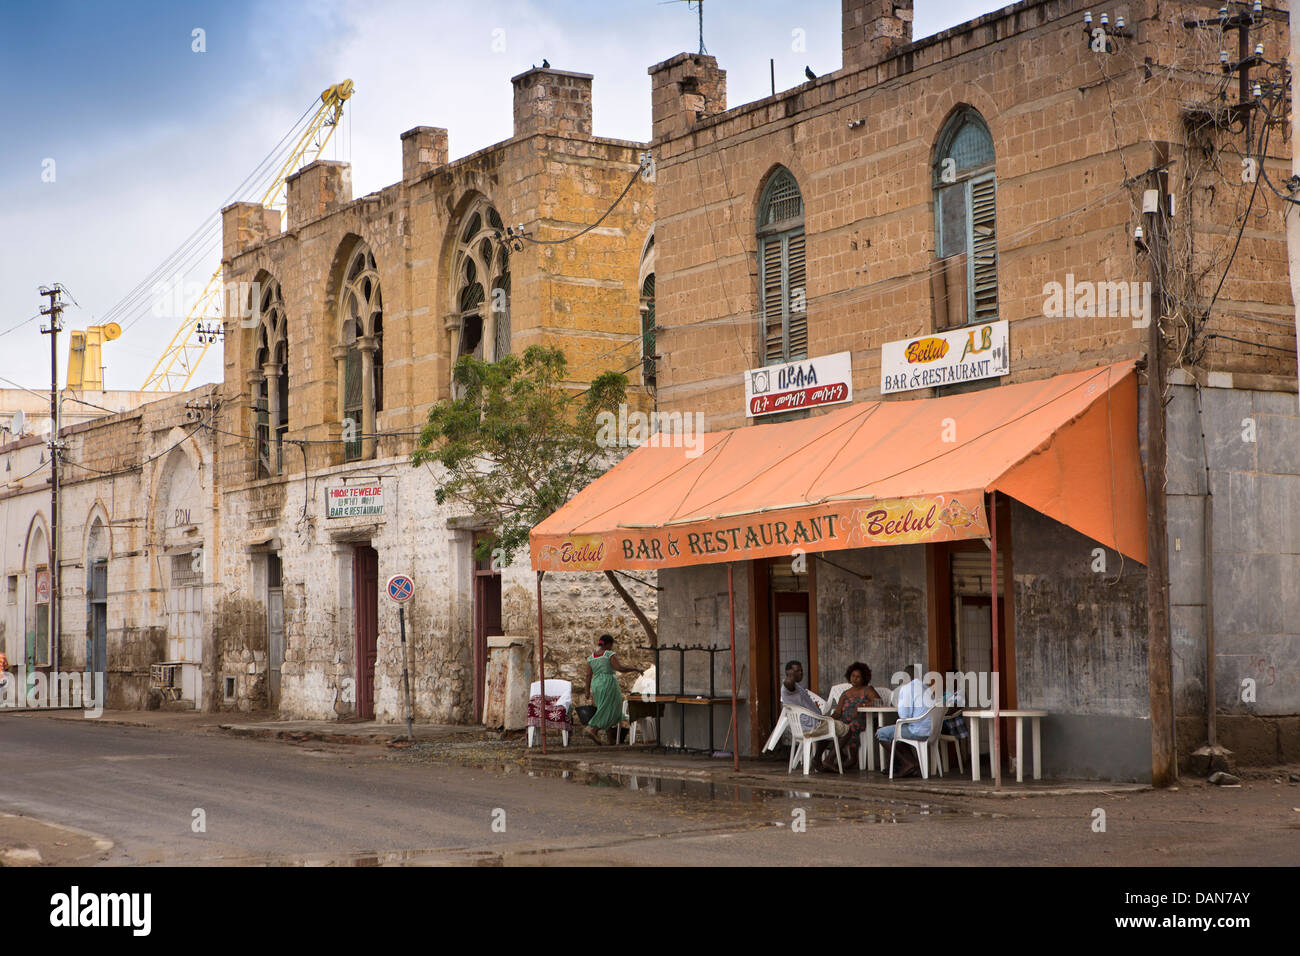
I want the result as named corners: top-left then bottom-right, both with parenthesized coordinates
top-left (829, 662), bottom-right (883, 770)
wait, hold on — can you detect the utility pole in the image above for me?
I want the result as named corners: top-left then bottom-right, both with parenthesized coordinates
top-left (1143, 157), bottom-right (1177, 788)
top-left (39, 284), bottom-right (64, 674)
top-left (1289, 0), bottom-right (1300, 413)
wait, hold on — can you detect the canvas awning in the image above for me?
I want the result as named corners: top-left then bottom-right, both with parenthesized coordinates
top-left (531, 360), bottom-right (1148, 572)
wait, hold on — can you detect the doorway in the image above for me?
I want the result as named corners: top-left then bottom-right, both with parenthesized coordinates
top-left (266, 553), bottom-right (283, 710)
top-left (352, 544), bottom-right (378, 720)
top-left (472, 533), bottom-right (503, 722)
top-left (88, 559), bottom-right (108, 682)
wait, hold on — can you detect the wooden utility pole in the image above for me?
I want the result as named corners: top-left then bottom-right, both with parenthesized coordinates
top-left (1289, 0), bottom-right (1300, 413)
top-left (1143, 158), bottom-right (1177, 788)
top-left (39, 285), bottom-right (64, 673)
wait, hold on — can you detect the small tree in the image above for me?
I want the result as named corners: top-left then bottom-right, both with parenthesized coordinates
top-left (411, 345), bottom-right (657, 644)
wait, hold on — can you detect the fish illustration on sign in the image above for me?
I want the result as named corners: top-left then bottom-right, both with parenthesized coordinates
top-left (937, 498), bottom-right (981, 530)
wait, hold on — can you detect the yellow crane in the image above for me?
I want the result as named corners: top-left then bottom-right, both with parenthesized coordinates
top-left (141, 80), bottom-right (355, 392)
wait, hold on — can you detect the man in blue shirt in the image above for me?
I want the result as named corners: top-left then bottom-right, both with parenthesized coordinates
top-left (875, 664), bottom-right (934, 776)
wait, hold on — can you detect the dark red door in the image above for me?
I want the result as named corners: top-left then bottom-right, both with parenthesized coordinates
top-left (472, 535), bottom-right (503, 722)
top-left (353, 545), bottom-right (379, 720)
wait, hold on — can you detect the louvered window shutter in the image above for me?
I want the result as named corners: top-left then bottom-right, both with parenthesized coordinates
top-left (761, 237), bottom-right (785, 364)
top-left (786, 231), bottom-right (807, 360)
top-left (969, 175), bottom-right (998, 321)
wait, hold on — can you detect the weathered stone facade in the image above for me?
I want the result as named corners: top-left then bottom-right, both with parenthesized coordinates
top-left (212, 66), bottom-right (657, 721)
top-left (644, 0), bottom-right (1296, 776)
top-left (0, 386), bottom-right (219, 711)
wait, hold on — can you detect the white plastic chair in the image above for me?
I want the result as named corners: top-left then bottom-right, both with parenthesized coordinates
top-left (885, 703), bottom-right (948, 779)
top-left (783, 704), bottom-right (843, 776)
top-left (764, 685), bottom-right (827, 753)
top-left (824, 682), bottom-right (851, 713)
top-left (525, 678), bottom-right (572, 748)
top-left (938, 712), bottom-right (966, 773)
top-left (863, 686), bottom-right (898, 770)
top-left (618, 667), bottom-right (658, 744)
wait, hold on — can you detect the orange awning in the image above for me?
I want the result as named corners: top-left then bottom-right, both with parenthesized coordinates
top-left (531, 361), bottom-right (1148, 571)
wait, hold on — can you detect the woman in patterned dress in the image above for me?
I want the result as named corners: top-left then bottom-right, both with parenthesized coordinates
top-left (584, 634), bottom-right (644, 745)
top-left (832, 661), bottom-right (883, 770)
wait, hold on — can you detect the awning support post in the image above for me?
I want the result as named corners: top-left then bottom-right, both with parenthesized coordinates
top-left (536, 570), bottom-right (546, 756)
top-left (728, 562), bottom-right (739, 773)
top-left (990, 491), bottom-right (1002, 791)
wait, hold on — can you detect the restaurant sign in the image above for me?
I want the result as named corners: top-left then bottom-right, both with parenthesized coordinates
top-left (745, 351), bottom-right (852, 418)
top-left (532, 491), bottom-right (989, 572)
top-left (880, 320), bottom-right (1009, 395)
top-left (325, 483), bottom-right (385, 519)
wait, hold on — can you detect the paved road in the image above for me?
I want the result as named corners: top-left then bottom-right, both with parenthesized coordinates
top-left (1, 714), bottom-right (1297, 866)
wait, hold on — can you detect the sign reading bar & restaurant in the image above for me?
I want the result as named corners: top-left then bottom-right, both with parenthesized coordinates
top-left (325, 483), bottom-right (385, 519)
top-left (881, 320), bottom-right (1009, 395)
top-left (745, 351), bottom-right (852, 418)
top-left (533, 491), bottom-right (989, 572)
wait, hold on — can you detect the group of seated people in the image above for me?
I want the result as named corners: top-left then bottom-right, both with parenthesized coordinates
top-left (779, 659), bottom-right (944, 776)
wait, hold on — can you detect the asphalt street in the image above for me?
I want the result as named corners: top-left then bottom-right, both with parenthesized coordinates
top-left (1, 714), bottom-right (1297, 866)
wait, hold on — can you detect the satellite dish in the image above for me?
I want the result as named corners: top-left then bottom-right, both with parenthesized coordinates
top-left (11, 409), bottom-right (25, 435)
top-left (102, 322), bottom-right (122, 341)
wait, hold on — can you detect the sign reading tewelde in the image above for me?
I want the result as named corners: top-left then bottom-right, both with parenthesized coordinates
top-left (745, 351), bottom-right (852, 417)
top-left (881, 320), bottom-right (1009, 395)
top-left (325, 483), bottom-right (385, 518)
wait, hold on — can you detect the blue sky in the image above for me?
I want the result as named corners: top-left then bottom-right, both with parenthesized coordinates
top-left (0, 0), bottom-right (1007, 390)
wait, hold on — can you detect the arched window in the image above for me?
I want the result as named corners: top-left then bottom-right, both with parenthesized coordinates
top-left (639, 232), bottom-right (656, 385)
top-left (453, 201), bottom-right (510, 366)
top-left (337, 241), bottom-right (383, 461)
top-left (252, 279), bottom-right (288, 477)
top-left (933, 108), bottom-right (998, 324)
top-left (757, 168), bottom-right (806, 365)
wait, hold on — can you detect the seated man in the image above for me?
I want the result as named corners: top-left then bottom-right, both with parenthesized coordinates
top-left (780, 660), bottom-right (848, 772)
top-left (875, 664), bottom-right (934, 777)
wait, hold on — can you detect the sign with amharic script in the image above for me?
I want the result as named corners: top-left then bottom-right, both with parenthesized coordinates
top-left (325, 484), bottom-right (385, 519)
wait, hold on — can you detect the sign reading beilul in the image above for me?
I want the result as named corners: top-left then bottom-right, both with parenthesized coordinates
top-left (881, 320), bottom-right (1009, 395)
top-left (326, 484), bottom-right (385, 518)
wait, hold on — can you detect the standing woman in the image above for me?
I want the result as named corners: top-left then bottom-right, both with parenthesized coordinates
top-left (585, 634), bottom-right (643, 745)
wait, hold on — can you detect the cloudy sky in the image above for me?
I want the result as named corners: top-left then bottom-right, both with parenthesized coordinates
top-left (0, 0), bottom-right (1006, 391)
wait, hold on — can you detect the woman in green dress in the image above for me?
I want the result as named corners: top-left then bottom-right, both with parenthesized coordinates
top-left (584, 634), bottom-right (644, 745)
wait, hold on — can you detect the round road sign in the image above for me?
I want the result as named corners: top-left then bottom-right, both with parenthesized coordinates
top-left (386, 574), bottom-right (414, 603)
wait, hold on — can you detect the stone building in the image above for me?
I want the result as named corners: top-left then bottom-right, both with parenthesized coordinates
top-left (213, 66), bottom-right (657, 722)
top-left (0, 386), bottom-right (219, 710)
top-left (534, 0), bottom-right (1297, 779)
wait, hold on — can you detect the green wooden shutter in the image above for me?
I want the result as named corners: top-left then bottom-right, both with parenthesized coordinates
top-left (343, 347), bottom-right (362, 461)
top-left (786, 231), bottom-right (807, 361)
top-left (761, 237), bottom-right (785, 364)
top-left (969, 175), bottom-right (998, 322)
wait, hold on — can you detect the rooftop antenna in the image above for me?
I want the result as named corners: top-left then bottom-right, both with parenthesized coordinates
top-left (662, 0), bottom-right (707, 55)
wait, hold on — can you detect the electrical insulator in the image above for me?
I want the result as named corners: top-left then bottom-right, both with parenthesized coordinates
top-left (1116, 15), bottom-right (1125, 28)
top-left (1254, 43), bottom-right (1264, 56)
top-left (1220, 50), bottom-right (1230, 64)
top-left (1218, 6), bottom-right (1228, 17)
top-left (1252, 0), bottom-right (1262, 13)
top-left (1084, 11), bottom-right (1092, 24)
top-left (1134, 225), bottom-right (1144, 240)
top-left (1252, 81), bottom-right (1262, 98)
top-left (1100, 12), bottom-right (1108, 25)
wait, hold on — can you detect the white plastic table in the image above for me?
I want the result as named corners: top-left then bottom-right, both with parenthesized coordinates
top-left (963, 709), bottom-right (1048, 783)
top-left (857, 705), bottom-right (897, 771)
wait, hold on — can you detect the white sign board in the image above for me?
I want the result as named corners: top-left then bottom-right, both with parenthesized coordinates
top-left (881, 320), bottom-right (1010, 395)
top-left (325, 483), bottom-right (385, 518)
top-left (745, 351), bottom-right (853, 418)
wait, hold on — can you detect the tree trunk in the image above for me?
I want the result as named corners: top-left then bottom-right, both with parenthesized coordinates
top-left (604, 570), bottom-right (657, 648)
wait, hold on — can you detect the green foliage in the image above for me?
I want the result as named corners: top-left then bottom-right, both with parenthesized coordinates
top-left (411, 346), bottom-right (627, 564)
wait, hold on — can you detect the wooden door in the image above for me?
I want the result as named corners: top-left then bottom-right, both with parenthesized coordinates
top-left (267, 553), bottom-right (284, 710)
top-left (472, 535), bottom-right (503, 722)
top-left (89, 559), bottom-right (108, 682)
top-left (353, 545), bottom-right (378, 720)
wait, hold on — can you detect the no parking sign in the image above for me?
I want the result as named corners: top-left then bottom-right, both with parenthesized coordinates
top-left (386, 574), bottom-right (414, 603)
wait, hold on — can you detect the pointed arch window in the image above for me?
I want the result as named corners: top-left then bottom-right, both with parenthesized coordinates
top-left (454, 203), bottom-right (510, 368)
top-left (337, 242), bottom-right (383, 461)
top-left (252, 279), bottom-right (288, 477)
top-left (933, 108), bottom-right (998, 324)
top-left (757, 169), bottom-right (806, 365)
top-left (639, 232), bottom-right (656, 385)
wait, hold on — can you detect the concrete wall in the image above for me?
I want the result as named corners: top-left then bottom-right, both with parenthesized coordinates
top-left (814, 546), bottom-right (928, 691)
top-left (1011, 501), bottom-right (1150, 781)
top-left (655, 564), bottom-right (751, 752)
top-left (1165, 378), bottom-right (1300, 766)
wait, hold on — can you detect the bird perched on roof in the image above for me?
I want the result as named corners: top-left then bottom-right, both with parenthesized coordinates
top-left (542, 58), bottom-right (551, 68)
top-left (805, 65), bottom-right (816, 81)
